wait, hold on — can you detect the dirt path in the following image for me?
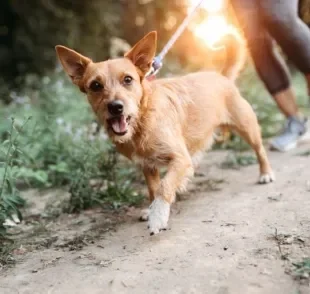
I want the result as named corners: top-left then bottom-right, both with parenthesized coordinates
top-left (1, 148), bottom-right (310, 294)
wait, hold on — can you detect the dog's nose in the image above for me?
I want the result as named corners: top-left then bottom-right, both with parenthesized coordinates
top-left (107, 100), bottom-right (124, 115)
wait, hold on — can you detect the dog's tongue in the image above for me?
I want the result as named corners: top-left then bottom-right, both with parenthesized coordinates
top-left (111, 116), bottom-right (127, 134)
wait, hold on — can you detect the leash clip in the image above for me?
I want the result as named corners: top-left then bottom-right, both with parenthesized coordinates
top-left (146, 56), bottom-right (163, 78)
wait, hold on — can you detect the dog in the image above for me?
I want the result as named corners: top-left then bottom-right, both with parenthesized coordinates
top-left (55, 31), bottom-right (275, 235)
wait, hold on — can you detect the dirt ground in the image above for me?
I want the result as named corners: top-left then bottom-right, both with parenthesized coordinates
top-left (1, 147), bottom-right (310, 294)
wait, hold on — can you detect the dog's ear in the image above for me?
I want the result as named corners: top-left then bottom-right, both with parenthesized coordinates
top-left (55, 45), bottom-right (91, 86)
top-left (124, 31), bottom-right (157, 77)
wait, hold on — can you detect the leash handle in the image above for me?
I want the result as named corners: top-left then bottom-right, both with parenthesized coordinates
top-left (146, 0), bottom-right (205, 78)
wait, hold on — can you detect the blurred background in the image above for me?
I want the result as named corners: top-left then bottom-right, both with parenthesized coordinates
top-left (0, 0), bottom-right (310, 244)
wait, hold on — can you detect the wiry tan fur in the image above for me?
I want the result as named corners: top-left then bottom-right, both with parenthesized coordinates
top-left (55, 31), bottom-right (274, 235)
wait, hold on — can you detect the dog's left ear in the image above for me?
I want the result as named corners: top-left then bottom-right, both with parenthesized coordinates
top-left (55, 45), bottom-right (91, 87)
top-left (124, 31), bottom-right (157, 77)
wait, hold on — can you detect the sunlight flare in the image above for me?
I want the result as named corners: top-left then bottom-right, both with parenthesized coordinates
top-left (188, 0), bottom-right (234, 48)
top-left (188, 0), bottom-right (225, 13)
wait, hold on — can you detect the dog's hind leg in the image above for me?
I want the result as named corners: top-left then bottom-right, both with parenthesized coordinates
top-left (229, 98), bottom-right (275, 184)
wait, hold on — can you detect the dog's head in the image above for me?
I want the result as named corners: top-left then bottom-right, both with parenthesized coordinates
top-left (55, 31), bottom-right (157, 143)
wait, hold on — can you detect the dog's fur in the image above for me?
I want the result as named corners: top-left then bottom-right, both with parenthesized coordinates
top-left (56, 31), bottom-right (274, 235)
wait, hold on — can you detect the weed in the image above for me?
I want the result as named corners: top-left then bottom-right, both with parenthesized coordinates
top-left (292, 258), bottom-right (310, 281)
top-left (0, 240), bottom-right (17, 266)
top-left (221, 152), bottom-right (257, 170)
top-left (298, 150), bottom-right (310, 157)
top-left (65, 148), bottom-right (143, 213)
top-left (0, 118), bottom-right (29, 238)
top-left (0, 73), bottom-right (142, 236)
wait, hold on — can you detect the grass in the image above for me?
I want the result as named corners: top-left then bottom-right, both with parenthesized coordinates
top-left (0, 240), bottom-right (17, 266)
top-left (292, 258), bottom-right (310, 281)
top-left (0, 72), bottom-right (143, 241)
top-left (221, 152), bottom-right (257, 170)
top-left (0, 62), bottom-right (309, 266)
top-left (298, 150), bottom-right (310, 156)
top-left (0, 118), bottom-right (28, 238)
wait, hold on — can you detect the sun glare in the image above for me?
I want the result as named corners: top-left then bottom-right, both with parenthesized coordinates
top-left (188, 0), bottom-right (225, 13)
top-left (188, 0), bottom-right (233, 48)
top-left (194, 15), bottom-right (232, 48)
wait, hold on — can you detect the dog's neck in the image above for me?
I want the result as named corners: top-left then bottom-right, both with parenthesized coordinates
top-left (140, 78), bottom-right (153, 113)
top-left (133, 78), bottom-right (153, 138)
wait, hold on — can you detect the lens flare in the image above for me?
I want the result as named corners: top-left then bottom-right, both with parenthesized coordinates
top-left (194, 15), bottom-right (230, 47)
top-left (188, 0), bottom-right (233, 48)
top-left (188, 0), bottom-right (225, 13)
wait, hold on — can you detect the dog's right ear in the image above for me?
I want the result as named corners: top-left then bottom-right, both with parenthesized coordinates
top-left (55, 46), bottom-right (91, 86)
top-left (124, 31), bottom-right (157, 77)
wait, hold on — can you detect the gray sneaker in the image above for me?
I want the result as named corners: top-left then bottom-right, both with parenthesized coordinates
top-left (270, 116), bottom-right (308, 152)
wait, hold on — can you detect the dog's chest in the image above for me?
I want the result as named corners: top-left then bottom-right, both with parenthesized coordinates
top-left (131, 153), bottom-right (164, 169)
top-left (131, 149), bottom-right (171, 169)
top-left (132, 153), bottom-right (155, 168)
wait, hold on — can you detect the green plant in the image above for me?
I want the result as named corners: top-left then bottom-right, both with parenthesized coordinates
top-left (221, 152), bottom-right (257, 170)
top-left (0, 118), bottom-right (29, 238)
top-left (65, 146), bottom-right (143, 213)
top-left (0, 73), bottom-right (143, 222)
top-left (0, 240), bottom-right (17, 266)
top-left (298, 150), bottom-right (310, 156)
top-left (292, 258), bottom-right (310, 281)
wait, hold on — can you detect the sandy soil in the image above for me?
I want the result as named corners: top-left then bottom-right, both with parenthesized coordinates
top-left (1, 148), bottom-right (310, 294)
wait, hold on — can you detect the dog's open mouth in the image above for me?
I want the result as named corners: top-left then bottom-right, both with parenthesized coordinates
top-left (108, 115), bottom-right (130, 136)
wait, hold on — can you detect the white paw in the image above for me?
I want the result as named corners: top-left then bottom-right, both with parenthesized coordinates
top-left (259, 171), bottom-right (275, 184)
top-left (139, 208), bottom-right (149, 222)
top-left (148, 198), bottom-right (170, 235)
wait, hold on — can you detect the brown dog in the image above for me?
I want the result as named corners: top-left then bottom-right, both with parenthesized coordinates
top-left (56, 31), bottom-right (274, 235)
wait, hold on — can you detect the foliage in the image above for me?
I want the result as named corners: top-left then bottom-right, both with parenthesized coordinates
top-left (0, 0), bottom-right (309, 243)
top-left (65, 148), bottom-right (143, 213)
top-left (1, 0), bottom-right (122, 77)
top-left (0, 73), bottom-right (143, 237)
top-left (292, 258), bottom-right (310, 281)
top-left (221, 152), bottom-right (257, 170)
top-left (298, 150), bottom-right (310, 157)
top-left (0, 119), bottom-right (27, 238)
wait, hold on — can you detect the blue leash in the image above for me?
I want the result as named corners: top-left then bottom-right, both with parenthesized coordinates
top-left (146, 0), bottom-right (205, 78)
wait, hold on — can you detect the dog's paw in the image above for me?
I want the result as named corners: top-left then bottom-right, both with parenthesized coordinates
top-left (148, 198), bottom-right (170, 235)
top-left (258, 171), bottom-right (275, 184)
top-left (139, 208), bottom-right (150, 222)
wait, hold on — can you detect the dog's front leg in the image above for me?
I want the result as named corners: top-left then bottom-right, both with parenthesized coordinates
top-left (139, 166), bottom-right (161, 221)
top-left (148, 152), bottom-right (194, 235)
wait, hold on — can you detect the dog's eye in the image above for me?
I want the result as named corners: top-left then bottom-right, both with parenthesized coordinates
top-left (123, 75), bottom-right (133, 85)
top-left (89, 81), bottom-right (103, 92)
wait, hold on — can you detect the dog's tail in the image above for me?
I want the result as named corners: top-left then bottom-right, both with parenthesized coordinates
top-left (213, 29), bottom-right (247, 144)
top-left (215, 28), bottom-right (247, 82)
